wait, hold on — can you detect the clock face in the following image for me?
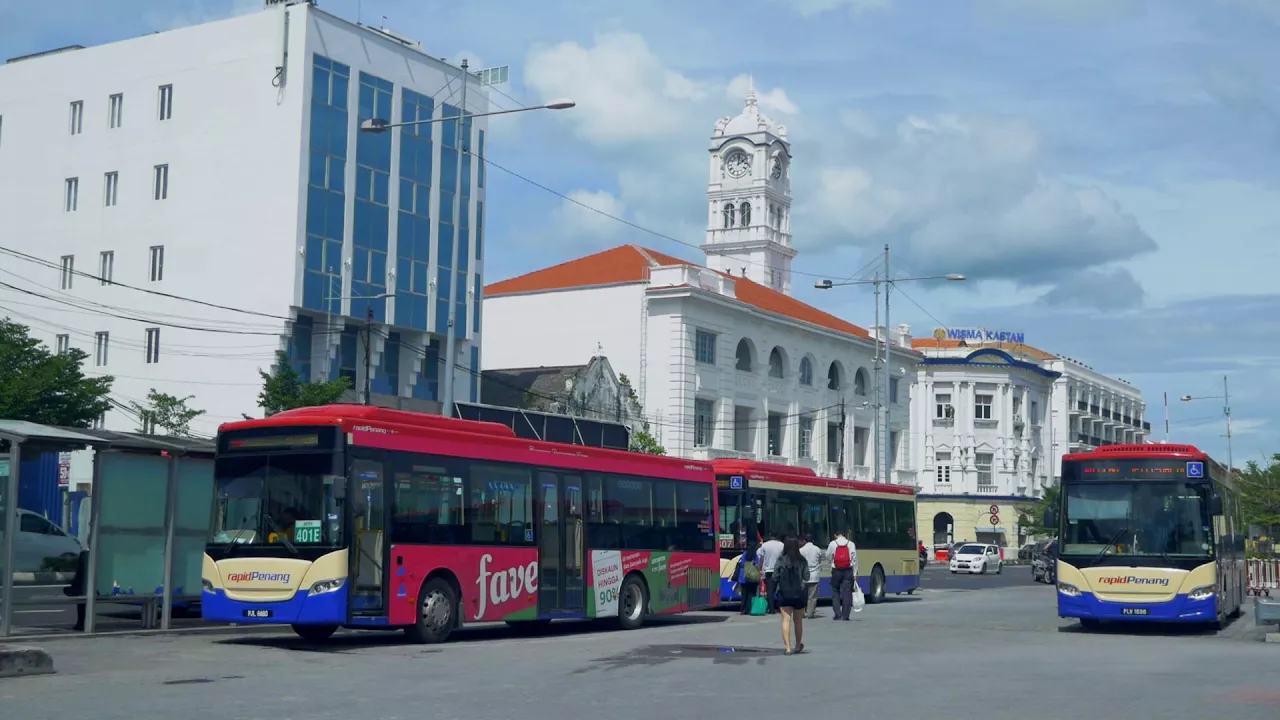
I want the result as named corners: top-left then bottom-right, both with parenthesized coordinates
top-left (725, 151), bottom-right (751, 178)
top-left (771, 161), bottom-right (783, 180)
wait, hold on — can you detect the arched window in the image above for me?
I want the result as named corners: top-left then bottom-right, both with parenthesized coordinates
top-left (799, 357), bottom-right (813, 386)
top-left (768, 347), bottom-right (785, 378)
top-left (740, 201), bottom-right (752, 227)
top-left (828, 361), bottom-right (843, 391)
top-left (854, 368), bottom-right (868, 396)
top-left (722, 203), bottom-right (735, 229)
top-left (735, 339), bottom-right (753, 371)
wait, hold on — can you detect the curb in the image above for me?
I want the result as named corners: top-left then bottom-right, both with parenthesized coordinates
top-left (9, 623), bottom-right (286, 643)
top-left (0, 644), bottom-right (55, 678)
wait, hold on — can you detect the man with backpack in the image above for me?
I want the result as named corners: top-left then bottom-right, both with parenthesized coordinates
top-left (827, 531), bottom-right (858, 621)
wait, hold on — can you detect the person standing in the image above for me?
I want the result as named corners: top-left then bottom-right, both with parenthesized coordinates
top-left (827, 530), bottom-right (858, 621)
top-left (773, 535), bottom-right (810, 654)
top-left (799, 535), bottom-right (823, 619)
top-left (737, 542), bottom-right (761, 615)
top-left (756, 532), bottom-right (785, 615)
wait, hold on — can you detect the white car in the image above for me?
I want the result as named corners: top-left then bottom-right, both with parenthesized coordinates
top-left (5, 509), bottom-right (84, 574)
top-left (949, 543), bottom-right (1003, 575)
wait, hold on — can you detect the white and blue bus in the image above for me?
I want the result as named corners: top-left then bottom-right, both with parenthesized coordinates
top-left (1047, 443), bottom-right (1246, 630)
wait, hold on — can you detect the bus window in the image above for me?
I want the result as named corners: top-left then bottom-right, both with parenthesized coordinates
top-left (467, 464), bottom-right (534, 546)
top-left (801, 495), bottom-right (829, 543)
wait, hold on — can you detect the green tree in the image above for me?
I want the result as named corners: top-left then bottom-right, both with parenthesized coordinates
top-left (617, 373), bottom-right (666, 455)
top-left (254, 351), bottom-right (351, 417)
top-left (0, 318), bottom-right (113, 427)
top-left (1239, 454), bottom-right (1280, 538)
top-left (129, 389), bottom-right (205, 436)
top-left (1016, 484), bottom-right (1061, 538)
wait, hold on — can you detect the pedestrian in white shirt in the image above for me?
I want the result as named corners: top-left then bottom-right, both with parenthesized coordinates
top-left (799, 535), bottom-right (824, 619)
top-left (827, 532), bottom-right (858, 621)
top-left (756, 533), bottom-right (785, 614)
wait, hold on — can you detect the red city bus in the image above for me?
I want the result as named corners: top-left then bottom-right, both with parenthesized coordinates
top-left (202, 405), bottom-right (720, 643)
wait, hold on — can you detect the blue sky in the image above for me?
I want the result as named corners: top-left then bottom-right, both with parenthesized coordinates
top-left (6, 0), bottom-right (1279, 464)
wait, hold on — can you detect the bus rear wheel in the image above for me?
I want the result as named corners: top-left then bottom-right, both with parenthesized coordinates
top-left (617, 575), bottom-right (648, 631)
top-left (867, 566), bottom-right (887, 604)
top-left (405, 577), bottom-right (457, 644)
top-left (291, 623), bottom-right (338, 643)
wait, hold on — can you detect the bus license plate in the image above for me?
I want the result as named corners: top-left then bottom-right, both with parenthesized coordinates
top-left (1121, 607), bottom-right (1148, 616)
top-left (243, 609), bottom-right (273, 618)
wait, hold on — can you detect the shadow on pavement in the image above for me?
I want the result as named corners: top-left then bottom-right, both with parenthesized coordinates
top-left (1056, 615), bottom-right (1239, 638)
top-left (216, 614), bottom-right (728, 652)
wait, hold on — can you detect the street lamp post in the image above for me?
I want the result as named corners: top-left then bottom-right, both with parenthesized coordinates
top-left (1180, 375), bottom-right (1233, 473)
top-left (331, 292), bottom-right (392, 405)
top-left (816, 244), bottom-right (965, 483)
top-left (360, 62), bottom-right (573, 418)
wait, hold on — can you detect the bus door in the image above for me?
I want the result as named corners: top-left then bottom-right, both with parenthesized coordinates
top-left (538, 472), bottom-right (586, 614)
top-left (349, 458), bottom-right (387, 615)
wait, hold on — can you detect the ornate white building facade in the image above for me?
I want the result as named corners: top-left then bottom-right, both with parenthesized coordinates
top-left (908, 336), bottom-right (1148, 553)
top-left (482, 91), bottom-right (920, 482)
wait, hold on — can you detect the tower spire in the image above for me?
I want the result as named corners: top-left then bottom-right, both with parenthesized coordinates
top-left (745, 73), bottom-right (758, 110)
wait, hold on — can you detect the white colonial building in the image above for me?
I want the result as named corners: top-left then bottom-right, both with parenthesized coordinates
top-left (483, 91), bottom-right (920, 481)
top-left (0, 2), bottom-right (490, 440)
top-left (909, 333), bottom-right (1148, 552)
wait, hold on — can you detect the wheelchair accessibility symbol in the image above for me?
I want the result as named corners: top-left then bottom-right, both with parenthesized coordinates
top-left (729, 476), bottom-right (743, 489)
top-left (1186, 461), bottom-right (1204, 478)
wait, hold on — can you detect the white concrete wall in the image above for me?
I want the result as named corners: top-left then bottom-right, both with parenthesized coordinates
top-left (0, 9), bottom-right (309, 435)
top-left (480, 284), bottom-right (646, 378)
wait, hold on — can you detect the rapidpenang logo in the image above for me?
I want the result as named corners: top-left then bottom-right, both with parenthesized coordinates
top-left (1098, 575), bottom-right (1170, 587)
top-left (226, 571), bottom-right (292, 584)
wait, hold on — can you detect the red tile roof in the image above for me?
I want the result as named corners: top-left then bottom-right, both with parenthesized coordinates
top-left (912, 337), bottom-right (1058, 361)
top-left (485, 244), bottom-right (870, 340)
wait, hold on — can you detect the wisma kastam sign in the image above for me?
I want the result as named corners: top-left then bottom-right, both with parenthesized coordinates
top-left (941, 327), bottom-right (1026, 344)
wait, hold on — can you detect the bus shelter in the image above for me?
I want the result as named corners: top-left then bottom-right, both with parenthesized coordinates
top-left (0, 420), bottom-right (215, 637)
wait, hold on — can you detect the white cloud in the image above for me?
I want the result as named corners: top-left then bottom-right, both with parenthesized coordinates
top-left (525, 32), bottom-right (710, 146)
top-left (451, 49), bottom-right (486, 72)
top-left (556, 189), bottom-right (628, 239)
top-left (839, 109), bottom-right (878, 138)
top-left (727, 74), bottom-right (799, 115)
top-left (799, 112), bottom-right (1156, 286)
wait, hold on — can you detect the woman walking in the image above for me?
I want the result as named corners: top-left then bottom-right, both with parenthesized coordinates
top-left (772, 535), bottom-right (810, 654)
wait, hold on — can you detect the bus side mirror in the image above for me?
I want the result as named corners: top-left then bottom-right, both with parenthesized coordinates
top-left (1042, 508), bottom-right (1058, 528)
top-left (1209, 495), bottom-right (1223, 516)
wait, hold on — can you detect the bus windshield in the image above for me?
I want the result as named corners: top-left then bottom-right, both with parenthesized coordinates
top-left (210, 453), bottom-right (343, 547)
top-left (1062, 481), bottom-right (1212, 558)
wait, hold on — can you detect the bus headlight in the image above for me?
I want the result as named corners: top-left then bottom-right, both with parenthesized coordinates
top-left (308, 578), bottom-right (345, 596)
top-left (1057, 582), bottom-right (1082, 597)
top-left (202, 579), bottom-right (215, 593)
top-left (1187, 585), bottom-right (1215, 601)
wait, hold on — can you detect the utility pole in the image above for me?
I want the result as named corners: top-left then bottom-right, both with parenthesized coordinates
top-left (441, 58), bottom-right (470, 419)
top-left (363, 306), bottom-right (373, 405)
top-left (1223, 375), bottom-right (1233, 474)
top-left (1163, 391), bottom-right (1170, 443)
top-left (882, 243), bottom-right (892, 485)
top-left (872, 273), bottom-right (881, 484)
top-left (836, 399), bottom-right (846, 479)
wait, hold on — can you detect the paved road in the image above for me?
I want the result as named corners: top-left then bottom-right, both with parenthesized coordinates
top-left (920, 560), bottom-right (1042, 590)
top-left (4, 586), bottom-right (1277, 719)
top-left (2, 586), bottom-right (76, 628)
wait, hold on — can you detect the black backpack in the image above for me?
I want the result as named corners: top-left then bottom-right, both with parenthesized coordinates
top-left (775, 559), bottom-right (805, 601)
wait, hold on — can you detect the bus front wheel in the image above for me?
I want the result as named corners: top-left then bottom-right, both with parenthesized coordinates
top-left (867, 566), bottom-right (887, 604)
top-left (405, 577), bottom-right (457, 644)
top-left (291, 623), bottom-right (338, 643)
top-left (1079, 618), bottom-right (1101, 630)
top-left (617, 575), bottom-right (648, 631)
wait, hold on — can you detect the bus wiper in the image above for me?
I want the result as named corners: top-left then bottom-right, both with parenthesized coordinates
top-left (1090, 526), bottom-right (1128, 567)
top-left (263, 514), bottom-right (298, 555)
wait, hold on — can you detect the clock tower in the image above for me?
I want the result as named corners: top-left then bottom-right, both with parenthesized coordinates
top-left (702, 82), bottom-right (797, 295)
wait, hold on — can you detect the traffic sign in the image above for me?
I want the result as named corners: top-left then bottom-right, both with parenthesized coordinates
top-left (989, 504), bottom-right (999, 515)
top-left (729, 476), bottom-right (743, 489)
top-left (989, 515), bottom-right (1000, 526)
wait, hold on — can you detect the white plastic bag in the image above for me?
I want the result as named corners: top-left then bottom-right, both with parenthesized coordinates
top-left (852, 587), bottom-right (865, 613)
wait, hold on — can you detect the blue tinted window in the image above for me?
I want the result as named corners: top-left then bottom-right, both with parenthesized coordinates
top-left (309, 115), bottom-right (328, 153)
top-left (458, 231), bottom-right (469, 273)
top-left (306, 187), bottom-right (326, 233)
top-left (356, 166), bottom-right (371, 200)
top-left (353, 247), bottom-right (369, 280)
top-left (400, 180), bottom-right (414, 212)
top-left (461, 154), bottom-right (471, 198)
top-left (439, 190), bottom-right (454, 225)
top-left (309, 152), bottom-right (326, 187)
top-left (415, 144), bottom-right (432, 183)
top-left (373, 170), bottom-right (389, 205)
top-left (323, 193), bottom-right (343, 239)
top-left (415, 183), bottom-right (431, 219)
top-left (437, 222), bottom-right (454, 266)
top-left (332, 74), bottom-right (348, 110)
top-left (415, 216), bottom-right (431, 257)
top-left (305, 236), bottom-right (324, 272)
top-left (476, 201), bottom-right (484, 259)
top-left (371, 250), bottom-right (387, 285)
top-left (372, 208), bottom-right (388, 248)
top-left (313, 67), bottom-right (331, 105)
top-left (477, 130), bottom-right (486, 188)
top-left (440, 147), bottom-right (458, 193)
top-left (441, 105), bottom-right (459, 148)
top-left (473, 275), bottom-right (481, 333)
top-left (327, 108), bottom-right (347, 156)
top-left (358, 83), bottom-right (374, 120)
top-left (470, 346), bottom-right (480, 402)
